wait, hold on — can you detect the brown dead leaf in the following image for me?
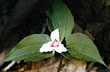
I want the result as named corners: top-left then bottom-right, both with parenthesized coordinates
top-left (0, 52), bottom-right (7, 66)
top-left (25, 57), bottom-right (60, 72)
top-left (60, 59), bottom-right (87, 72)
top-left (5, 57), bottom-right (87, 72)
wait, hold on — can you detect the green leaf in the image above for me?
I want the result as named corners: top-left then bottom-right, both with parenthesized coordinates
top-left (66, 33), bottom-right (106, 66)
top-left (47, 0), bottom-right (74, 41)
top-left (62, 51), bottom-right (74, 59)
top-left (5, 34), bottom-right (54, 62)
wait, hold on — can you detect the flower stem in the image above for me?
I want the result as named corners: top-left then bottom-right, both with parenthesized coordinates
top-left (52, 50), bottom-right (55, 55)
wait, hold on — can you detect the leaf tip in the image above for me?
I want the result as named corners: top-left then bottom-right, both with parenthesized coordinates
top-left (100, 61), bottom-right (107, 67)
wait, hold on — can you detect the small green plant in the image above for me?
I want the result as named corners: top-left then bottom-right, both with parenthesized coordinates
top-left (5, 0), bottom-right (106, 66)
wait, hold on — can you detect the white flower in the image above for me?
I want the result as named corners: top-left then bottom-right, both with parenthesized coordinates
top-left (40, 29), bottom-right (67, 53)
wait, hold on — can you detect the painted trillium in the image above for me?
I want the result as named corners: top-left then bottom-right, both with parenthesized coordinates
top-left (40, 29), bottom-right (67, 53)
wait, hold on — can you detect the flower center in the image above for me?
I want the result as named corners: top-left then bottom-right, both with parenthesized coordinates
top-left (50, 39), bottom-right (59, 47)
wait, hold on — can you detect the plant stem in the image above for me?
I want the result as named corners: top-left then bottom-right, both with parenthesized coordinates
top-left (52, 50), bottom-right (55, 55)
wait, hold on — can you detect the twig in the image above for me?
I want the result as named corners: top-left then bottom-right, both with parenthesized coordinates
top-left (3, 61), bottom-right (16, 71)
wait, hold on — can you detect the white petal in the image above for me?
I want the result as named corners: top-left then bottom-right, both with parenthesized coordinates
top-left (50, 29), bottom-right (60, 42)
top-left (54, 43), bottom-right (67, 53)
top-left (40, 41), bottom-right (54, 53)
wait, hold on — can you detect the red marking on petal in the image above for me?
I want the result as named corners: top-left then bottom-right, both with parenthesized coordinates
top-left (51, 44), bottom-right (54, 47)
top-left (50, 39), bottom-right (59, 47)
top-left (54, 39), bottom-right (58, 42)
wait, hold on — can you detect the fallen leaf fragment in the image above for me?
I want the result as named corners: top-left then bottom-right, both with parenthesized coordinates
top-left (90, 67), bottom-right (97, 72)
